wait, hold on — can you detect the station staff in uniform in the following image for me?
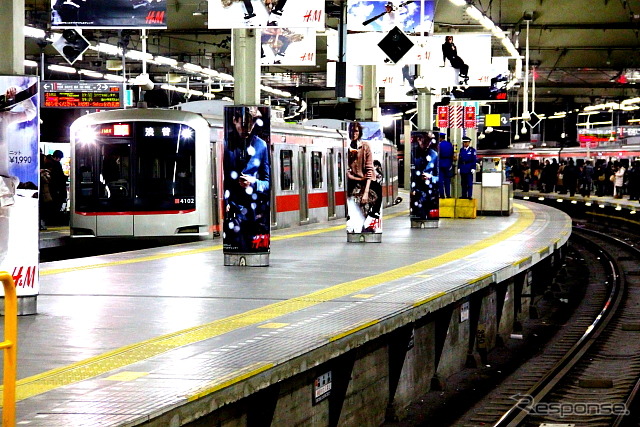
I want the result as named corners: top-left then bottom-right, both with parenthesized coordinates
top-left (458, 136), bottom-right (476, 199)
top-left (438, 133), bottom-right (454, 198)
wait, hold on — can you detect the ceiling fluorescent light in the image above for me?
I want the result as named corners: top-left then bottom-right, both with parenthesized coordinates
top-left (79, 69), bottom-right (104, 78)
top-left (104, 74), bottom-right (126, 82)
top-left (448, 0), bottom-right (467, 5)
top-left (95, 43), bottom-right (123, 56)
top-left (183, 63), bottom-right (203, 73)
top-left (24, 26), bottom-right (46, 38)
top-left (126, 50), bottom-right (153, 61)
top-left (24, 60), bottom-right (38, 68)
top-left (48, 64), bottom-right (77, 73)
top-left (155, 56), bottom-right (178, 67)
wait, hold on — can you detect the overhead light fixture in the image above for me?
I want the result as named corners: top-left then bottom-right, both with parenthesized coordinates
top-left (183, 63), bottom-right (203, 73)
top-left (48, 64), bottom-right (76, 73)
top-left (167, 73), bottom-right (182, 83)
top-left (106, 59), bottom-right (123, 71)
top-left (155, 56), bottom-right (178, 67)
top-left (79, 69), bottom-right (104, 78)
top-left (24, 60), bottom-right (38, 68)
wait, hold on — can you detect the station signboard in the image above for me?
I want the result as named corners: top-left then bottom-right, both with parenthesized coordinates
top-left (41, 81), bottom-right (123, 109)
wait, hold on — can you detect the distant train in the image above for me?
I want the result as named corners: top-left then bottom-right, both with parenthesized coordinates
top-left (68, 104), bottom-right (399, 238)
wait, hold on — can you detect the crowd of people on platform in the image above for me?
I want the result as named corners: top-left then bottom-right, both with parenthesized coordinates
top-left (507, 158), bottom-right (640, 201)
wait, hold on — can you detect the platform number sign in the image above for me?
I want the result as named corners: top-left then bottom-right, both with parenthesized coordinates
top-left (313, 371), bottom-right (332, 405)
top-left (460, 301), bottom-right (469, 323)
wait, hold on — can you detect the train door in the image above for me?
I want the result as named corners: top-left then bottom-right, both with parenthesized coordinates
top-left (210, 142), bottom-right (220, 235)
top-left (97, 141), bottom-right (134, 235)
top-left (327, 148), bottom-right (336, 218)
top-left (298, 146), bottom-right (309, 223)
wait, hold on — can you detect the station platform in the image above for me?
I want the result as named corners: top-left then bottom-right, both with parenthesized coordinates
top-left (515, 189), bottom-right (640, 212)
top-left (12, 198), bottom-right (571, 426)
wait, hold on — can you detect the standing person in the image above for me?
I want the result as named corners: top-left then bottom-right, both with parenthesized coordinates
top-left (223, 107), bottom-right (271, 252)
top-left (579, 160), bottom-right (594, 197)
top-left (457, 136), bottom-right (476, 199)
top-left (266, 0), bottom-right (287, 25)
top-left (562, 159), bottom-right (578, 197)
top-left (438, 132), bottom-right (454, 198)
top-left (42, 150), bottom-right (68, 225)
top-left (442, 35), bottom-right (469, 84)
top-left (346, 121), bottom-right (382, 233)
top-left (627, 161), bottom-right (640, 201)
top-left (613, 162), bottom-right (625, 199)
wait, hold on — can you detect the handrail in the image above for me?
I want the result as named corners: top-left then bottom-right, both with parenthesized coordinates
top-left (0, 272), bottom-right (17, 427)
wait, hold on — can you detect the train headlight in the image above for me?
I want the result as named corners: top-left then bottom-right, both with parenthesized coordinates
top-left (180, 127), bottom-right (193, 140)
top-left (75, 126), bottom-right (97, 145)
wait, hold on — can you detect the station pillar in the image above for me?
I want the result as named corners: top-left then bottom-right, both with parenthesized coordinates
top-left (355, 65), bottom-right (381, 122)
top-left (232, 28), bottom-right (260, 106)
top-left (0, 0), bottom-right (25, 75)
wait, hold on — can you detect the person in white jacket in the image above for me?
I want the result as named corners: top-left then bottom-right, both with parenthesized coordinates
top-left (614, 163), bottom-right (626, 199)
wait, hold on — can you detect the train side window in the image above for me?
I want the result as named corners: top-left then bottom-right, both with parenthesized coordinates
top-left (311, 151), bottom-right (323, 189)
top-left (337, 152), bottom-right (343, 188)
top-left (280, 149), bottom-right (294, 191)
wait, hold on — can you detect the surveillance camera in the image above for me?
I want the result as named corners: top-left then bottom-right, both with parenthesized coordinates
top-left (522, 11), bottom-right (534, 21)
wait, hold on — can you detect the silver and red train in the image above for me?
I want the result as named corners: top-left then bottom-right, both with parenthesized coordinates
top-left (69, 104), bottom-right (398, 238)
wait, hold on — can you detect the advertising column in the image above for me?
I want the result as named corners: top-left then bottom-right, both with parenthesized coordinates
top-left (410, 130), bottom-right (439, 228)
top-left (222, 105), bottom-right (271, 266)
top-left (346, 121), bottom-right (383, 243)
top-left (0, 75), bottom-right (39, 314)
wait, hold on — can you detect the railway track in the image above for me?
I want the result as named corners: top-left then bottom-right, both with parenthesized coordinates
top-left (450, 226), bottom-right (640, 426)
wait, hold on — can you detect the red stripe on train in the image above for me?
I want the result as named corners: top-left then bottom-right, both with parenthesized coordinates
top-left (276, 194), bottom-right (300, 212)
top-left (76, 209), bottom-right (196, 216)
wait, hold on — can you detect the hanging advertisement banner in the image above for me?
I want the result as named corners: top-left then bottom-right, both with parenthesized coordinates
top-left (437, 106), bottom-right (449, 129)
top-left (260, 27), bottom-right (317, 66)
top-left (347, 0), bottom-right (435, 34)
top-left (51, 0), bottom-right (167, 28)
top-left (0, 76), bottom-right (40, 310)
top-left (222, 106), bottom-right (271, 260)
top-left (209, 0), bottom-right (325, 29)
top-left (410, 130), bottom-right (439, 222)
top-left (346, 121), bottom-right (383, 239)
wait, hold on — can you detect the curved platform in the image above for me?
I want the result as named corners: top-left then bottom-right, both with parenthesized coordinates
top-left (11, 199), bottom-right (571, 426)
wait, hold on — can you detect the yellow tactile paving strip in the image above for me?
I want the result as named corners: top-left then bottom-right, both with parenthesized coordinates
top-left (10, 204), bottom-right (542, 405)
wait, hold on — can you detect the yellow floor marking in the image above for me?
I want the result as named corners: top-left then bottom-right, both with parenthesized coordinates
top-left (40, 210), bottom-right (409, 276)
top-left (329, 319), bottom-right (380, 342)
top-left (10, 204), bottom-right (537, 404)
top-left (258, 322), bottom-right (289, 329)
top-left (188, 362), bottom-right (274, 402)
top-left (351, 294), bottom-right (374, 299)
top-left (104, 371), bottom-right (149, 381)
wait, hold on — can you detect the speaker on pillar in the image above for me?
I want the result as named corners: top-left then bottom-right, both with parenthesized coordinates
top-left (377, 26), bottom-right (414, 64)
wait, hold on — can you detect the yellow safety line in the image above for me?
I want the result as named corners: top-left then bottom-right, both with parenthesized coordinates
top-left (587, 211), bottom-right (640, 226)
top-left (188, 362), bottom-right (275, 402)
top-left (40, 210), bottom-right (409, 276)
top-left (329, 320), bottom-right (380, 342)
top-left (10, 204), bottom-right (536, 403)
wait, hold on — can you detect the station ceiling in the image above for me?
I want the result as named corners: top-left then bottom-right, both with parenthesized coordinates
top-left (24, 0), bottom-right (640, 115)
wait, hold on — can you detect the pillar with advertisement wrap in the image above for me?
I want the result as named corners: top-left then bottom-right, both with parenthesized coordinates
top-left (346, 121), bottom-right (384, 243)
top-left (0, 75), bottom-right (40, 314)
top-left (410, 130), bottom-right (439, 228)
top-left (222, 105), bottom-right (271, 266)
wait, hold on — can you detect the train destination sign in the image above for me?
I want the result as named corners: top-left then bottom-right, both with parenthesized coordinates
top-left (41, 81), bottom-right (123, 109)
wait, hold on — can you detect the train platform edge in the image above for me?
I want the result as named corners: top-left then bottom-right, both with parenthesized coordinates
top-left (16, 196), bottom-right (571, 426)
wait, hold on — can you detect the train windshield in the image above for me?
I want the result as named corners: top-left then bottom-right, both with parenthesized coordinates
top-left (74, 122), bottom-right (196, 213)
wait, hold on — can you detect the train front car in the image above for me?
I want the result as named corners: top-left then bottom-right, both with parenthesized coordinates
top-left (69, 109), bottom-right (213, 238)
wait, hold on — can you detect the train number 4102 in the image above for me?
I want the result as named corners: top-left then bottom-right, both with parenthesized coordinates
top-left (175, 198), bottom-right (195, 204)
